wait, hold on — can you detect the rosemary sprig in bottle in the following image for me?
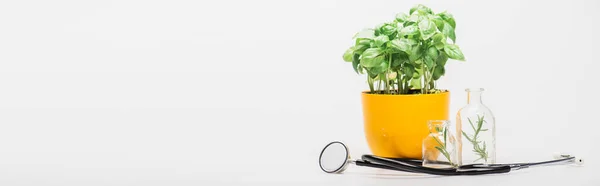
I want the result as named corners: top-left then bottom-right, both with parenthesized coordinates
top-left (461, 115), bottom-right (489, 162)
top-left (431, 125), bottom-right (454, 165)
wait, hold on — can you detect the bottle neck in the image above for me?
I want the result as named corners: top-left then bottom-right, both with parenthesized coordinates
top-left (428, 121), bottom-right (449, 133)
top-left (467, 91), bottom-right (483, 104)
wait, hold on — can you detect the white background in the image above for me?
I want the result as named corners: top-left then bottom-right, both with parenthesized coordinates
top-left (0, 0), bottom-right (599, 185)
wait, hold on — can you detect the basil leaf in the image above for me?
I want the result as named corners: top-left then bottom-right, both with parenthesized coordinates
top-left (361, 55), bottom-right (386, 67)
top-left (414, 59), bottom-right (423, 65)
top-left (380, 24), bottom-right (396, 36)
top-left (410, 4), bottom-right (432, 15)
top-left (437, 52), bottom-right (448, 66)
top-left (353, 29), bottom-right (375, 39)
top-left (432, 33), bottom-right (446, 50)
top-left (444, 44), bottom-right (465, 61)
top-left (424, 56), bottom-right (435, 70)
top-left (410, 78), bottom-right (422, 89)
top-left (433, 65), bottom-right (445, 80)
top-left (426, 46), bottom-right (439, 61)
top-left (430, 15), bottom-right (444, 31)
top-left (396, 13), bottom-right (408, 23)
top-left (343, 48), bottom-right (354, 62)
top-left (414, 66), bottom-right (423, 78)
top-left (408, 44), bottom-right (424, 62)
top-left (352, 54), bottom-right (360, 73)
top-left (402, 65), bottom-right (414, 79)
top-left (443, 22), bottom-right (456, 43)
top-left (352, 44), bottom-right (369, 55)
top-left (390, 38), bottom-right (413, 52)
top-left (399, 25), bottom-right (418, 36)
top-left (408, 13), bottom-right (422, 22)
top-left (438, 12), bottom-right (456, 28)
top-left (362, 48), bottom-right (382, 59)
top-left (355, 38), bottom-right (371, 46)
top-left (419, 18), bottom-right (436, 40)
top-left (424, 47), bottom-right (438, 69)
top-left (369, 59), bottom-right (389, 74)
top-left (392, 53), bottom-right (408, 67)
top-left (374, 35), bottom-right (389, 47)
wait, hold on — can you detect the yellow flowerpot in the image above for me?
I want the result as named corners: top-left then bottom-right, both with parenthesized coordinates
top-left (361, 91), bottom-right (450, 159)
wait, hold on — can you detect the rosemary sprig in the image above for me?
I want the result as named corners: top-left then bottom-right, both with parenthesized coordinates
top-left (430, 125), bottom-right (453, 165)
top-left (461, 115), bottom-right (489, 162)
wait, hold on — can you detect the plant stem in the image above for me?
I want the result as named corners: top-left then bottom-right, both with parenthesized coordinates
top-left (378, 79), bottom-right (382, 93)
top-left (397, 71), bottom-right (401, 95)
top-left (368, 76), bottom-right (374, 93)
top-left (421, 63), bottom-right (425, 94)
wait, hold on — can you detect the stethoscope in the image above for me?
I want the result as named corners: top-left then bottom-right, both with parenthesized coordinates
top-left (319, 141), bottom-right (584, 176)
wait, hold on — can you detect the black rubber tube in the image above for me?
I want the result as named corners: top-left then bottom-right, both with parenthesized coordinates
top-left (362, 155), bottom-right (511, 176)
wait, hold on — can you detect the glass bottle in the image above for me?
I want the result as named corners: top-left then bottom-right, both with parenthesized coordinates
top-left (422, 120), bottom-right (457, 168)
top-left (456, 88), bottom-right (496, 165)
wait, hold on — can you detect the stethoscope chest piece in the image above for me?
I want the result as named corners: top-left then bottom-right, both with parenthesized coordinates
top-left (319, 141), bottom-right (352, 174)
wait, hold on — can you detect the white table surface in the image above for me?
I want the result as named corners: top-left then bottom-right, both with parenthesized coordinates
top-left (0, 108), bottom-right (595, 185)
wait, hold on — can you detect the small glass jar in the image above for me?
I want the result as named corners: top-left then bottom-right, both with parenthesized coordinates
top-left (422, 120), bottom-right (458, 168)
top-left (456, 88), bottom-right (496, 165)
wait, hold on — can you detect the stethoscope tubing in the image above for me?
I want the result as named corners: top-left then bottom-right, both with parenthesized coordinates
top-left (360, 155), bottom-right (511, 176)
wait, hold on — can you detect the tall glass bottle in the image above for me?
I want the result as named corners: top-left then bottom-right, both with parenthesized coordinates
top-left (456, 88), bottom-right (496, 165)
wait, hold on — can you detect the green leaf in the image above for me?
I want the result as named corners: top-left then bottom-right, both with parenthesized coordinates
top-left (405, 38), bottom-right (418, 46)
top-left (432, 33), bottom-right (446, 50)
top-left (430, 15), bottom-right (444, 31)
top-left (352, 54), bottom-right (360, 74)
top-left (368, 70), bottom-right (379, 79)
top-left (390, 38), bottom-right (412, 52)
top-left (408, 13), bottom-right (422, 22)
top-left (462, 131), bottom-right (473, 142)
top-left (438, 12), bottom-right (456, 28)
top-left (369, 59), bottom-right (389, 74)
top-left (410, 78), bottom-right (421, 89)
top-left (356, 38), bottom-right (371, 46)
top-left (413, 66), bottom-right (421, 78)
top-left (353, 29), bottom-right (375, 39)
top-left (357, 64), bottom-right (364, 74)
top-left (414, 59), bottom-right (423, 65)
top-left (379, 24), bottom-right (396, 36)
top-left (352, 44), bottom-right (369, 55)
top-left (408, 44), bottom-right (424, 62)
top-left (396, 13), bottom-right (408, 22)
top-left (403, 65), bottom-right (414, 78)
top-left (343, 48), bottom-right (354, 62)
top-left (424, 56), bottom-right (435, 70)
top-left (392, 53), bottom-right (408, 67)
top-left (410, 4), bottom-right (432, 15)
top-left (399, 25), bottom-right (418, 36)
top-left (444, 44), bottom-right (465, 61)
top-left (426, 47), bottom-right (439, 62)
top-left (361, 55), bottom-right (386, 68)
top-left (361, 48), bottom-right (382, 59)
top-left (435, 146), bottom-right (445, 153)
top-left (442, 22), bottom-right (456, 43)
top-left (419, 18), bottom-right (436, 40)
top-left (433, 65), bottom-right (444, 80)
top-left (443, 128), bottom-right (447, 145)
top-left (436, 52), bottom-right (448, 66)
top-left (403, 21), bottom-right (416, 28)
top-left (374, 35), bottom-right (389, 47)
top-left (392, 59), bottom-right (402, 67)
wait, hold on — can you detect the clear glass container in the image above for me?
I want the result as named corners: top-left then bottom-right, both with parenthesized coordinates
top-left (422, 120), bottom-right (457, 168)
top-left (456, 88), bottom-right (496, 165)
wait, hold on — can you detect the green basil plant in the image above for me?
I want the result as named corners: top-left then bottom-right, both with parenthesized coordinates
top-left (343, 4), bottom-right (465, 95)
